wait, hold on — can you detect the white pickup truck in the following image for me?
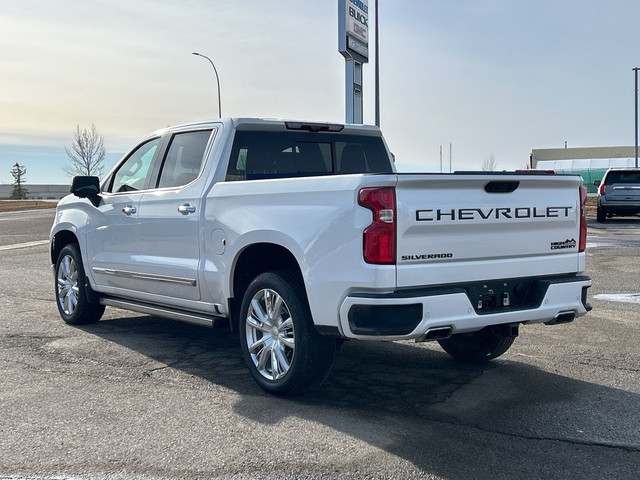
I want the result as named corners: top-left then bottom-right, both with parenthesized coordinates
top-left (50, 118), bottom-right (592, 395)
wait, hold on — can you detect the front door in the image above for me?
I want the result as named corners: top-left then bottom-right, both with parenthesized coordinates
top-left (87, 136), bottom-right (162, 293)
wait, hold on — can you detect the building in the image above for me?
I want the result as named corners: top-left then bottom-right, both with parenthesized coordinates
top-left (0, 184), bottom-right (69, 200)
top-left (531, 146), bottom-right (638, 193)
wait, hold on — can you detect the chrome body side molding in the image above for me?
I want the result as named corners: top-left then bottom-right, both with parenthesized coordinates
top-left (93, 267), bottom-right (197, 286)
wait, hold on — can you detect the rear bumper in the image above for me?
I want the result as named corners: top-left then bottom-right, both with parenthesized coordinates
top-left (598, 198), bottom-right (640, 213)
top-left (338, 275), bottom-right (592, 340)
top-left (599, 204), bottom-right (640, 215)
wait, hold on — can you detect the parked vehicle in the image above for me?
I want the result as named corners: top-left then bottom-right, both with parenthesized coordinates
top-left (50, 118), bottom-right (592, 395)
top-left (594, 168), bottom-right (640, 222)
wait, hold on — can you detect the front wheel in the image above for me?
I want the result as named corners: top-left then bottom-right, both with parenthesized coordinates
top-left (438, 328), bottom-right (515, 362)
top-left (55, 244), bottom-right (105, 325)
top-left (239, 271), bottom-right (335, 396)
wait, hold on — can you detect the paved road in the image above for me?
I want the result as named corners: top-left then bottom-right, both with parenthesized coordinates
top-left (0, 210), bottom-right (639, 479)
top-left (0, 208), bottom-right (55, 247)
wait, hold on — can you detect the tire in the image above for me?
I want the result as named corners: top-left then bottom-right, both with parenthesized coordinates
top-left (55, 244), bottom-right (105, 325)
top-left (239, 271), bottom-right (335, 396)
top-left (596, 206), bottom-right (606, 223)
top-left (438, 328), bottom-right (515, 362)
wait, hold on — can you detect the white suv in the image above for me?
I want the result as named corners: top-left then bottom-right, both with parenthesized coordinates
top-left (595, 168), bottom-right (640, 222)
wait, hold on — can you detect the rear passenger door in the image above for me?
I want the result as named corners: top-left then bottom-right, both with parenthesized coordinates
top-left (132, 128), bottom-right (215, 303)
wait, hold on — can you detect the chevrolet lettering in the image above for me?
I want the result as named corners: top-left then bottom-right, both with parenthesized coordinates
top-left (50, 117), bottom-right (591, 397)
top-left (415, 206), bottom-right (572, 222)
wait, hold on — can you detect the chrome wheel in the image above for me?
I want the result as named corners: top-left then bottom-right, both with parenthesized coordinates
top-left (245, 288), bottom-right (295, 381)
top-left (54, 243), bottom-right (104, 325)
top-left (57, 254), bottom-right (79, 316)
top-left (239, 272), bottom-right (335, 395)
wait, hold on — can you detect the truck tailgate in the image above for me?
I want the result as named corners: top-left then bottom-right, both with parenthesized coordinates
top-left (395, 173), bottom-right (583, 288)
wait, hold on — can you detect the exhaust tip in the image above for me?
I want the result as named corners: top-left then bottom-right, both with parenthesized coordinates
top-left (545, 311), bottom-right (576, 326)
top-left (417, 326), bottom-right (453, 342)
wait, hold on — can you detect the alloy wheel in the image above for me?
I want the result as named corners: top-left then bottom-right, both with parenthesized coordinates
top-left (245, 288), bottom-right (296, 381)
top-left (57, 254), bottom-right (79, 316)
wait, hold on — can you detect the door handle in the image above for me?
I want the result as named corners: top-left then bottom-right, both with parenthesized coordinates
top-left (178, 204), bottom-right (197, 215)
top-left (122, 205), bottom-right (137, 215)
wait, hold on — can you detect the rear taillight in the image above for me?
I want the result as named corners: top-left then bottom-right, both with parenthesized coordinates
top-left (358, 187), bottom-right (396, 264)
top-left (579, 186), bottom-right (587, 252)
top-left (598, 183), bottom-right (608, 195)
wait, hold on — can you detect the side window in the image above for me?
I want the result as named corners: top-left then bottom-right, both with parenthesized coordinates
top-left (157, 130), bottom-right (212, 189)
top-left (109, 138), bottom-right (160, 193)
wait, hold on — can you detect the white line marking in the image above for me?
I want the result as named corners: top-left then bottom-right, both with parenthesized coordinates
top-left (593, 293), bottom-right (640, 304)
top-left (0, 240), bottom-right (49, 251)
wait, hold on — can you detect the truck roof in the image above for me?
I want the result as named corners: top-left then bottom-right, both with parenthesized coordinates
top-left (148, 118), bottom-right (382, 138)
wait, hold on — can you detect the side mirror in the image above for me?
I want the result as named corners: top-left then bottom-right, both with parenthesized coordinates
top-left (593, 180), bottom-right (601, 187)
top-left (71, 176), bottom-right (101, 198)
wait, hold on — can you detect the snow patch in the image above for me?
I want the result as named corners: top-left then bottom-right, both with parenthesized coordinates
top-left (593, 293), bottom-right (640, 304)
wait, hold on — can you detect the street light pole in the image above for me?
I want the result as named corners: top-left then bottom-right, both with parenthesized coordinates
top-left (634, 67), bottom-right (640, 168)
top-left (192, 52), bottom-right (222, 118)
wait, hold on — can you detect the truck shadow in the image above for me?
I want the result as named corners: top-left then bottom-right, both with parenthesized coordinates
top-left (80, 314), bottom-right (640, 479)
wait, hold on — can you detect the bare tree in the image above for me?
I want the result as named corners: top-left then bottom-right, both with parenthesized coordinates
top-left (10, 163), bottom-right (28, 199)
top-left (64, 124), bottom-right (106, 177)
top-left (482, 154), bottom-right (497, 171)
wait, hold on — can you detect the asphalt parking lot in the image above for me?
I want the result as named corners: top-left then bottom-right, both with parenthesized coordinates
top-left (1, 209), bottom-right (639, 479)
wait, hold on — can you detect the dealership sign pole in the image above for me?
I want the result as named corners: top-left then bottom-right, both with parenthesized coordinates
top-left (339, 0), bottom-right (369, 124)
top-left (635, 67), bottom-right (639, 168)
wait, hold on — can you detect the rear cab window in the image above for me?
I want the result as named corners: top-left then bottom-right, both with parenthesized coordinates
top-left (225, 131), bottom-right (393, 181)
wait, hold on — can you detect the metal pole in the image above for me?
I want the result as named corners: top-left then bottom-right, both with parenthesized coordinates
top-left (635, 67), bottom-right (639, 168)
top-left (192, 52), bottom-right (222, 118)
top-left (344, 60), bottom-right (364, 124)
top-left (375, 0), bottom-right (380, 127)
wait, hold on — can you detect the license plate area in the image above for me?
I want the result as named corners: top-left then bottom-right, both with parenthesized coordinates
top-left (466, 278), bottom-right (545, 314)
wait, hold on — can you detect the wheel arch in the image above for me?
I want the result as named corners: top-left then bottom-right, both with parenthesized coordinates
top-left (229, 242), bottom-right (305, 331)
top-left (51, 229), bottom-right (80, 265)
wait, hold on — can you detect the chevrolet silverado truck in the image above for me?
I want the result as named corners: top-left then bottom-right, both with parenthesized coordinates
top-left (50, 118), bottom-right (592, 395)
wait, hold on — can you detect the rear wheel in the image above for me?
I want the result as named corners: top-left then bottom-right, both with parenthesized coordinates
top-left (55, 244), bottom-right (105, 325)
top-left (596, 206), bottom-right (606, 223)
top-left (438, 328), bottom-right (515, 362)
top-left (239, 271), bottom-right (335, 396)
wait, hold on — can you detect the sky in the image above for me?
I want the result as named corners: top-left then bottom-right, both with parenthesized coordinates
top-left (1, 0), bottom-right (640, 184)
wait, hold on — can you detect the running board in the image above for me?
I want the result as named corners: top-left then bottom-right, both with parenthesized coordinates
top-left (100, 297), bottom-right (222, 328)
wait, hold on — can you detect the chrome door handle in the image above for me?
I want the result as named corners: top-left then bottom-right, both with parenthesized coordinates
top-left (122, 205), bottom-right (137, 215)
top-left (178, 204), bottom-right (197, 215)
